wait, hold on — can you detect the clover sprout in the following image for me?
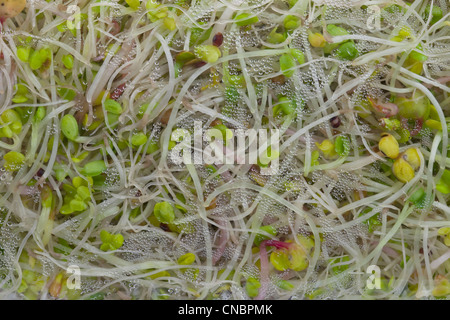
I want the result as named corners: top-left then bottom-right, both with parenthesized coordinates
top-left (0, 0), bottom-right (448, 302)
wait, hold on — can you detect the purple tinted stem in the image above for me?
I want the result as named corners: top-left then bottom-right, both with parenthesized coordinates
top-left (255, 239), bottom-right (291, 300)
top-left (261, 239), bottom-right (291, 249)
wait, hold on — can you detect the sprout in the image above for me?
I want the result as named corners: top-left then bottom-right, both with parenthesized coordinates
top-left (177, 253), bottom-right (196, 265)
top-left (267, 28), bottom-right (286, 44)
top-left (163, 17), bottom-right (176, 31)
top-left (234, 13), bottom-right (259, 27)
top-left (103, 99), bottom-right (123, 114)
top-left (396, 90), bottom-right (431, 119)
top-left (432, 276), bottom-right (450, 298)
top-left (408, 188), bottom-right (426, 209)
top-left (3, 151), bottom-right (25, 171)
top-left (146, 0), bottom-right (168, 22)
top-left (308, 31), bottom-right (326, 48)
top-left (273, 96), bottom-right (295, 117)
top-left (326, 24), bottom-right (348, 36)
top-left (82, 160), bottom-right (107, 177)
top-left (392, 157), bottom-right (415, 183)
top-left (61, 114), bottom-right (79, 141)
top-left (125, 0), bottom-right (140, 10)
top-left (41, 185), bottom-right (53, 208)
top-left (49, 273), bottom-right (64, 298)
top-left (424, 4), bottom-right (443, 25)
top-left (335, 41), bottom-right (359, 60)
top-left (425, 119), bottom-right (442, 131)
top-left (378, 133), bottom-right (399, 159)
top-left (258, 146), bottom-right (280, 168)
top-left (17, 46), bottom-right (31, 62)
top-left (211, 124), bottom-right (233, 142)
top-left (436, 170), bottom-right (450, 194)
top-left (227, 75), bottom-right (245, 87)
top-left (34, 107), bottom-right (46, 123)
top-left (194, 45), bottom-right (221, 64)
top-left (398, 26), bottom-right (413, 40)
top-left (380, 118), bottom-right (401, 131)
top-left (60, 177), bottom-right (93, 214)
top-left (254, 225), bottom-right (277, 246)
top-left (153, 201), bottom-right (175, 224)
top-left (62, 54), bottom-right (74, 69)
top-left (29, 48), bottom-right (52, 71)
top-left (0, 109), bottom-right (22, 138)
top-left (269, 247), bottom-right (290, 271)
top-left (316, 139), bottom-right (338, 159)
top-left (310, 150), bottom-right (320, 166)
top-left (401, 148), bottom-right (420, 170)
top-left (279, 54), bottom-right (296, 77)
top-left (276, 280), bottom-right (294, 291)
top-left (146, 139), bottom-right (159, 154)
top-left (289, 49), bottom-right (305, 64)
top-left (408, 49), bottom-right (428, 63)
top-left (334, 136), bottom-right (350, 157)
top-left (268, 236), bottom-right (314, 272)
top-left (176, 51), bottom-right (196, 65)
top-left (284, 15), bottom-right (300, 30)
top-left (131, 132), bottom-right (148, 146)
top-left (245, 277), bottom-right (261, 298)
top-left (100, 230), bottom-right (124, 251)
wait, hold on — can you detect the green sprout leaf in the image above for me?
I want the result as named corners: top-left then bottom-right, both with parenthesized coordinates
top-left (34, 107), bottom-right (46, 123)
top-left (62, 54), bottom-right (74, 69)
top-left (273, 96), bottom-right (296, 117)
top-left (408, 188), bottom-right (426, 208)
top-left (245, 277), bottom-right (261, 298)
top-left (424, 4), bottom-right (443, 25)
top-left (131, 132), bottom-right (148, 146)
top-left (83, 160), bottom-right (107, 177)
top-left (3, 151), bottom-right (25, 171)
top-left (17, 46), bottom-right (32, 62)
top-left (61, 114), bottom-right (79, 141)
top-left (153, 201), bottom-right (175, 224)
top-left (104, 99), bottom-right (123, 114)
top-left (277, 279), bottom-right (294, 291)
top-left (326, 24), bottom-right (348, 37)
top-left (57, 88), bottom-right (77, 101)
top-left (283, 15), bottom-right (300, 30)
top-left (335, 41), bottom-right (359, 60)
top-left (334, 135), bottom-right (350, 157)
top-left (436, 170), bottom-right (450, 194)
top-left (100, 230), bottom-right (124, 251)
top-left (194, 45), bottom-right (221, 64)
top-left (267, 28), bottom-right (286, 44)
top-left (125, 0), bottom-right (140, 10)
top-left (234, 13), bottom-right (259, 26)
top-left (177, 252), bottom-right (196, 265)
top-left (290, 49), bottom-right (305, 64)
top-left (279, 53), bottom-right (296, 77)
top-left (163, 17), bottom-right (176, 30)
top-left (270, 249), bottom-right (290, 271)
top-left (254, 225), bottom-right (277, 246)
top-left (396, 90), bottom-right (431, 119)
top-left (359, 208), bottom-right (381, 232)
top-left (175, 51), bottom-right (196, 65)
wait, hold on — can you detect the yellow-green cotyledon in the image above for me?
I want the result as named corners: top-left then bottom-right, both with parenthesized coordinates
top-left (0, 0), bottom-right (26, 24)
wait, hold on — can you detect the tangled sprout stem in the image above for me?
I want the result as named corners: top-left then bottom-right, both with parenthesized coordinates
top-left (0, 0), bottom-right (449, 300)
